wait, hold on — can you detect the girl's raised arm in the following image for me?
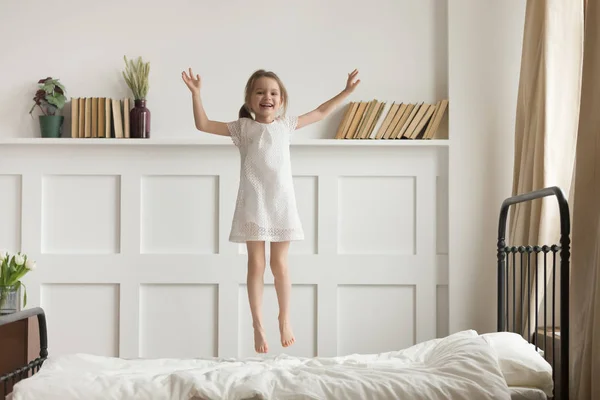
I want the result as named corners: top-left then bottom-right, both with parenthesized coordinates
top-left (296, 69), bottom-right (360, 130)
top-left (182, 68), bottom-right (230, 136)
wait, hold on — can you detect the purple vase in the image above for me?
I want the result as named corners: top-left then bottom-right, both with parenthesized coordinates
top-left (130, 99), bottom-right (150, 138)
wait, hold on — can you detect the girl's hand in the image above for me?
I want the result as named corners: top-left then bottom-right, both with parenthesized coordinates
top-left (182, 68), bottom-right (202, 94)
top-left (344, 69), bottom-right (360, 93)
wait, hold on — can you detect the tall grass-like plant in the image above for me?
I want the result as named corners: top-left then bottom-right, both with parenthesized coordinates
top-left (122, 55), bottom-right (150, 100)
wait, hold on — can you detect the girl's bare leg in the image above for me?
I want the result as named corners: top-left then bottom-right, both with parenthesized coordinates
top-left (246, 240), bottom-right (268, 353)
top-left (270, 241), bottom-right (295, 347)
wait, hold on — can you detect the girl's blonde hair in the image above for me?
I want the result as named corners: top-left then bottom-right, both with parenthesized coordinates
top-left (239, 69), bottom-right (289, 119)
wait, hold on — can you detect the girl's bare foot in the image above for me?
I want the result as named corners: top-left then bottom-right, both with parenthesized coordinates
top-left (253, 325), bottom-right (268, 353)
top-left (279, 319), bottom-right (295, 348)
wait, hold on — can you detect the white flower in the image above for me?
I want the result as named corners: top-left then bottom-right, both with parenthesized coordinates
top-left (14, 253), bottom-right (25, 266)
top-left (25, 259), bottom-right (36, 271)
top-left (0, 250), bottom-right (7, 262)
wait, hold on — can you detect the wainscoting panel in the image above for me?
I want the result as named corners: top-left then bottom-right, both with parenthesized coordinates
top-left (139, 283), bottom-right (218, 358)
top-left (290, 176), bottom-right (318, 255)
top-left (337, 284), bottom-right (415, 355)
top-left (1, 141), bottom-right (448, 359)
top-left (41, 174), bottom-right (121, 254)
top-left (140, 175), bottom-right (220, 254)
top-left (0, 174), bottom-right (21, 252)
top-left (40, 283), bottom-right (120, 357)
top-left (337, 176), bottom-right (416, 255)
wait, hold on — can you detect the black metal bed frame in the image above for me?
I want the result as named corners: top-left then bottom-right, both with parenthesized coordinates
top-left (0, 187), bottom-right (570, 399)
top-left (497, 186), bottom-right (570, 400)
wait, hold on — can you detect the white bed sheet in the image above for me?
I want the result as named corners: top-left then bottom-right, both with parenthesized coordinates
top-left (509, 386), bottom-right (547, 400)
top-left (11, 329), bottom-right (554, 400)
top-left (12, 330), bottom-right (512, 400)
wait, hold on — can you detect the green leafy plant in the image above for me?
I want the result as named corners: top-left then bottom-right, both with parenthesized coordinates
top-left (0, 250), bottom-right (36, 309)
top-left (122, 55), bottom-right (150, 100)
top-left (29, 77), bottom-right (67, 116)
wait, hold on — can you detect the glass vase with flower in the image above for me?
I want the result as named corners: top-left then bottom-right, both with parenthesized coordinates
top-left (0, 250), bottom-right (37, 315)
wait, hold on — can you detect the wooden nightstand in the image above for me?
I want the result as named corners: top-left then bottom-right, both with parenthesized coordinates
top-left (0, 309), bottom-right (44, 398)
top-left (535, 327), bottom-right (562, 400)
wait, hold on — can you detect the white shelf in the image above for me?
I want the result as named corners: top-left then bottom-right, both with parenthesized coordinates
top-left (0, 137), bottom-right (450, 147)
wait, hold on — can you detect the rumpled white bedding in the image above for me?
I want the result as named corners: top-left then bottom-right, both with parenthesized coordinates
top-left (12, 330), bottom-right (540, 400)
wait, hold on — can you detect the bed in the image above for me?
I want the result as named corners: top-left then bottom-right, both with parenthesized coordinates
top-left (0, 186), bottom-right (570, 400)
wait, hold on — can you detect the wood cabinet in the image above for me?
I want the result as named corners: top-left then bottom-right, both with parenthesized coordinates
top-left (0, 314), bottom-right (40, 398)
top-left (536, 328), bottom-right (562, 400)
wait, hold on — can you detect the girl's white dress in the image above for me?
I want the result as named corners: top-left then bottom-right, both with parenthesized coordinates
top-left (227, 115), bottom-right (304, 243)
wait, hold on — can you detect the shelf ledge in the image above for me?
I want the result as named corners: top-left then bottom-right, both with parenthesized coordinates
top-left (0, 138), bottom-right (450, 146)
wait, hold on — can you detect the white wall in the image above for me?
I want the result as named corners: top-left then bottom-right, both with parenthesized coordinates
top-left (448, 0), bottom-right (526, 334)
top-left (0, 0), bottom-right (527, 355)
top-left (0, 0), bottom-right (447, 139)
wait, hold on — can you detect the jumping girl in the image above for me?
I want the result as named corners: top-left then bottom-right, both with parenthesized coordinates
top-left (182, 67), bottom-right (360, 353)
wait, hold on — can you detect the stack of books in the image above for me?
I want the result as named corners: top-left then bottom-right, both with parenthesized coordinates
top-left (334, 99), bottom-right (448, 140)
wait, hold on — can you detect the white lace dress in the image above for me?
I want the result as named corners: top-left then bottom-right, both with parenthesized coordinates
top-left (227, 115), bottom-right (304, 243)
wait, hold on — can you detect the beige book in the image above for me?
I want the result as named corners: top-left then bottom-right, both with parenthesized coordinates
top-left (84, 98), bottom-right (91, 138)
top-left (411, 104), bottom-right (436, 139)
top-left (105, 98), bottom-right (112, 138)
top-left (334, 102), bottom-right (354, 139)
top-left (360, 100), bottom-right (383, 139)
top-left (374, 103), bottom-right (398, 139)
top-left (71, 98), bottom-right (79, 138)
top-left (396, 102), bottom-right (422, 139)
top-left (387, 103), bottom-right (411, 139)
top-left (423, 99), bottom-right (448, 139)
top-left (91, 97), bottom-right (98, 138)
top-left (340, 102), bottom-right (359, 139)
top-left (404, 103), bottom-right (431, 139)
top-left (366, 102), bottom-right (386, 139)
top-left (422, 101), bottom-right (441, 139)
top-left (97, 98), bottom-right (106, 138)
top-left (345, 101), bottom-right (367, 139)
top-left (78, 98), bottom-right (85, 138)
top-left (356, 100), bottom-right (378, 139)
top-left (123, 98), bottom-right (130, 138)
top-left (112, 99), bottom-right (123, 138)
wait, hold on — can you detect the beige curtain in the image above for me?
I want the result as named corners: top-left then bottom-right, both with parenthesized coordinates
top-left (508, 0), bottom-right (545, 337)
top-left (570, 0), bottom-right (600, 397)
top-left (511, 0), bottom-right (600, 398)
top-left (509, 0), bottom-right (582, 339)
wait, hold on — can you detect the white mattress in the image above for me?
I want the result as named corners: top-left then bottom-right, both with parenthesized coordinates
top-left (509, 386), bottom-right (548, 400)
top-left (10, 330), bottom-right (554, 400)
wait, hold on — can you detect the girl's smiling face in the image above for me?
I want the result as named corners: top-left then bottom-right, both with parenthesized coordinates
top-left (249, 77), bottom-right (283, 122)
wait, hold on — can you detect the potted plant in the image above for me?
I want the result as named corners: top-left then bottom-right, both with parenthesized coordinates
top-left (0, 250), bottom-right (36, 315)
top-left (122, 55), bottom-right (151, 138)
top-left (29, 77), bottom-right (68, 138)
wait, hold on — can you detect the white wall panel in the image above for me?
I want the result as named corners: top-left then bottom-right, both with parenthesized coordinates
top-left (0, 174), bottom-right (22, 251)
top-left (140, 283), bottom-right (218, 358)
top-left (337, 284), bottom-right (415, 355)
top-left (290, 176), bottom-right (318, 255)
top-left (437, 285), bottom-right (449, 338)
top-left (338, 176), bottom-right (415, 255)
top-left (436, 175), bottom-right (449, 255)
top-left (140, 175), bottom-right (219, 254)
top-left (41, 283), bottom-right (120, 357)
top-left (41, 175), bottom-right (120, 254)
top-left (2, 142), bottom-right (448, 359)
